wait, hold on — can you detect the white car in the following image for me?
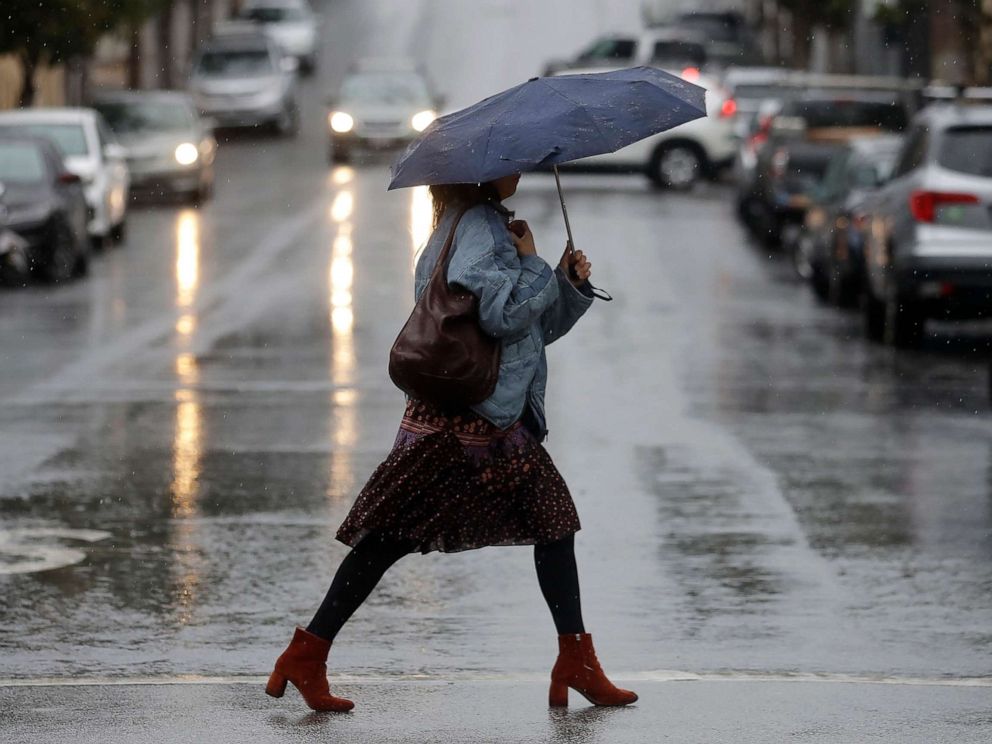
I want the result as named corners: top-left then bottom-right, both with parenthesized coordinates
top-left (327, 59), bottom-right (441, 163)
top-left (0, 108), bottom-right (129, 244)
top-left (239, 0), bottom-right (319, 74)
top-left (551, 66), bottom-right (737, 189)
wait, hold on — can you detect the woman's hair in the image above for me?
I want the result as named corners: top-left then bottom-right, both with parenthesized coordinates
top-left (429, 182), bottom-right (501, 229)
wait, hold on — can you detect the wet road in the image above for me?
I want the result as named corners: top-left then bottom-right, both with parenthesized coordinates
top-left (1, 0), bottom-right (990, 723)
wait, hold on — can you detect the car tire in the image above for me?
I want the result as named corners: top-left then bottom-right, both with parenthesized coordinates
top-left (885, 295), bottom-right (925, 348)
top-left (330, 144), bottom-right (352, 164)
top-left (110, 219), bottom-right (127, 243)
top-left (43, 221), bottom-right (80, 284)
top-left (649, 143), bottom-right (705, 190)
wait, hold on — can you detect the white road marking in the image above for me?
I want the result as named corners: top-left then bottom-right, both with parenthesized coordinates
top-left (1, 670), bottom-right (989, 688)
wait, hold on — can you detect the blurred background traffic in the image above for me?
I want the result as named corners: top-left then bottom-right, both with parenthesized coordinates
top-left (2, 0), bottom-right (991, 352)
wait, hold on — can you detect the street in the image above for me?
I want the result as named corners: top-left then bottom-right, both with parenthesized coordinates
top-left (2, 1), bottom-right (991, 742)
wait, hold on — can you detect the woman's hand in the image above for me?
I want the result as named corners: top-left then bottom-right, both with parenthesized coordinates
top-left (508, 219), bottom-right (537, 257)
top-left (560, 245), bottom-right (592, 287)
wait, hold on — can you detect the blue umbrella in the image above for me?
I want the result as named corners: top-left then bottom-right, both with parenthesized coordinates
top-left (388, 66), bottom-right (707, 260)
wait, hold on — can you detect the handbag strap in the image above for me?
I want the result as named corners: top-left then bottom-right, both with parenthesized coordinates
top-left (429, 206), bottom-right (471, 284)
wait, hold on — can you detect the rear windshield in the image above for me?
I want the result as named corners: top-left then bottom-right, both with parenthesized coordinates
top-left (0, 123), bottom-right (88, 156)
top-left (939, 126), bottom-right (992, 177)
top-left (787, 100), bottom-right (908, 131)
top-left (243, 6), bottom-right (307, 22)
top-left (0, 143), bottom-right (46, 183)
top-left (196, 49), bottom-right (273, 77)
top-left (340, 73), bottom-right (430, 105)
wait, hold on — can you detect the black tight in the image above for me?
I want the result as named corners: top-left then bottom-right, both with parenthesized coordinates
top-left (306, 533), bottom-right (585, 641)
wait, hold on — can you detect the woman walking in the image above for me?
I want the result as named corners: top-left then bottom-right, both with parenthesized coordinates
top-left (266, 172), bottom-right (637, 711)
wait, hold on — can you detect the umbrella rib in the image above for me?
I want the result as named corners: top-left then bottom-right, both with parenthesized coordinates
top-left (538, 79), bottom-right (618, 151)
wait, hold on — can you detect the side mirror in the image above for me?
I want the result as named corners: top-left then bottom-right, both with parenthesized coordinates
top-left (280, 56), bottom-right (300, 74)
top-left (58, 171), bottom-right (82, 185)
top-left (103, 143), bottom-right (127, 161)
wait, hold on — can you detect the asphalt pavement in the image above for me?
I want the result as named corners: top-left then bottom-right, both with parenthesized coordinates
top-left (1, 1), bottom-right (991, 742)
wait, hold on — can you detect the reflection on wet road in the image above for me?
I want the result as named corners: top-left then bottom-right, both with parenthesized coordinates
top-left (0, 0), bottom-right (990, 689)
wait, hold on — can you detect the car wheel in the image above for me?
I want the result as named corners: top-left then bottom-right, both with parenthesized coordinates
top-left (650, 144), bottom-right (704, 190)
top-left (43, 221), bottom-right (79, 284)
top-left (330, 144), bottom-right (352, 164)
top-left (110, 219), bottom-right (127, 243)
top-left (863, 288), bottom-right (885, 342)
top-left (885, 295), bottom-right (925, 348)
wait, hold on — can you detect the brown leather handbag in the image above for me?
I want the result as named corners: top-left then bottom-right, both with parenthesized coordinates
top-left (388, 207), bottom-right (500, 407)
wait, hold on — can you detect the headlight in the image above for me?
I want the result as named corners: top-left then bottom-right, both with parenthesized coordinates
top-left (411, 110), bottom-right (437, 132)
top-left (175, 142), bottom-right (199, 166)
top-left (329, 112), bottom-right (354, 133)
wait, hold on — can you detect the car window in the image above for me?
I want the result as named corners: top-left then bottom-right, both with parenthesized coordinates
top-left (0, 142), bottom-right (47, 183)
top-left (785, 100), bottom-right (908, 131)
top-left (243, 6), bottom-right (307, 22)
top-left (938, 126), bottom-right (992, 177)
top-left (577, 38), bottom-right (636, 62)
top-left (340, 72), bottom-right (431, 105)
top-left (892, 126), bottom-right (929, 178)
top-left (196, 49), bottom-right (274, 77)
top-left (650, 41), bottom-right (706, 67)
top-left (97, 101), bottom-right (195, 134)
top-left (817, 150), bottom-right (851, 199)
top-left (0, 123), bottom-right (90, 157)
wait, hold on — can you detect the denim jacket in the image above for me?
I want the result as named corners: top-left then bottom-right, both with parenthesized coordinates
top-left (414, 201), bottom-right (594, 437)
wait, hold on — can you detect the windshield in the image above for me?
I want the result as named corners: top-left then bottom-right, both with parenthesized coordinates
top-left (196, 49), bottom-right (274, 78)
top-left (243, 6), bottom-right (307, 22)
top-left (787, 100), bottom-right (908, 132)
top-left (96, 101), bottom-right (196, 134)
top-left (0, 143), bottom-right (46, 183)
top-left (939, 126), bottom-right (992, 177)
top-left (340, 73), bottom-right (431, 105)
top-left (0, 123), bottom-right (89, 156)
top-left (577, 38), bottom-right (636, 62)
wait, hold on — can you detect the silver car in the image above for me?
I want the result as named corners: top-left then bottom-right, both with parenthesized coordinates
top-left (93, 91), bottom-right (217, 204)
top-left (239, 0), bottom-right (320, 75)
top-left (189, 32), bottom-right (300, 136)
top-left (863, 104), bottom-right (992, 346)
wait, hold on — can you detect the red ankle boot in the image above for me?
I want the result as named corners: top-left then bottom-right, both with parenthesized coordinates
top-left (266, 627), bottom-right (354, 712)
top-left (549, 633), bottom-right (638, 707)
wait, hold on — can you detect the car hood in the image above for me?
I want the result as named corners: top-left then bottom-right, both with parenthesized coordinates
top-left (192, 76), bottom-right (280, 96)
top-left (337, 102), bottom-right (427, 122)
top-left (119, 131), bottom-right (196, 157)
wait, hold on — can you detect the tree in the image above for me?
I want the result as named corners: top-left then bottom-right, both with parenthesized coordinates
top-left (777, 0), bottom-right (858, 70)
top-left (0, 1), bottom-right (161, 106)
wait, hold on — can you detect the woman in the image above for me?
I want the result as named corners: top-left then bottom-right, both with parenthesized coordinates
top-left (266, 173), bottom-right (637, 711)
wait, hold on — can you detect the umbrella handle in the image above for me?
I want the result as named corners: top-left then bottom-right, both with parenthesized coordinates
top-left (555, 166), bottom-right (612, 302)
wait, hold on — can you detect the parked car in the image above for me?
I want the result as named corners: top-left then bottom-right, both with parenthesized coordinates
top-left (861, 105), bottom-right (992, 347)
top-left (238, 0), bottom-right (319, 75)
top-left (0, 134), bottom-right (89, 282)
top-left (720, 67), bottom-right (794, 138)
top-left (327, 59), bottom-right (440, 163)
top-left (793, 135), bottom-right (903, 304)
top-left (92, 91), bottom-right (217, 205)
top-left (542, 28), bottom-right (709, 77)
top-left (739, 92), bottom-right (910, 244)
top-left (550, 65), bottom-right (736, 189)
top-left (0, 108), bottom-right (129, 246)
top-left (189, 31), bottom-right (300, 135)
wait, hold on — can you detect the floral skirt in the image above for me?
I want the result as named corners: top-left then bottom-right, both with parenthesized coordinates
top-left (335, 399), bottom-right (581, 554)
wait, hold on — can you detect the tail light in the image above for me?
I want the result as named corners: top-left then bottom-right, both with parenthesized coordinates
top-left (909, 191), bottom-right (979, 223)
top-left (681, 67), bottom-right (700, 82)
top-left (720, 98), bottom-right (737, 118)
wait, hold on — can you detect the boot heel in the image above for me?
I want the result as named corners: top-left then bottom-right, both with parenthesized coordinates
top-left (265, 671), bottom-right (288, 698)
top-left (549, 680), bottom-right (569, 707)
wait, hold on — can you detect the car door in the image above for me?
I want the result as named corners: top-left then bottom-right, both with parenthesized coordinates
top-left (95, 114), bottom-right (129, 223)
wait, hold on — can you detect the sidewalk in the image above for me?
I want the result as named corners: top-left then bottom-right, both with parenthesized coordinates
top-left (3, 675), bottom-right (990, 743)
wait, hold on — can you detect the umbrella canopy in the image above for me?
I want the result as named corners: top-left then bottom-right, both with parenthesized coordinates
top-left (388, 66), bottom-right (707, 190)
